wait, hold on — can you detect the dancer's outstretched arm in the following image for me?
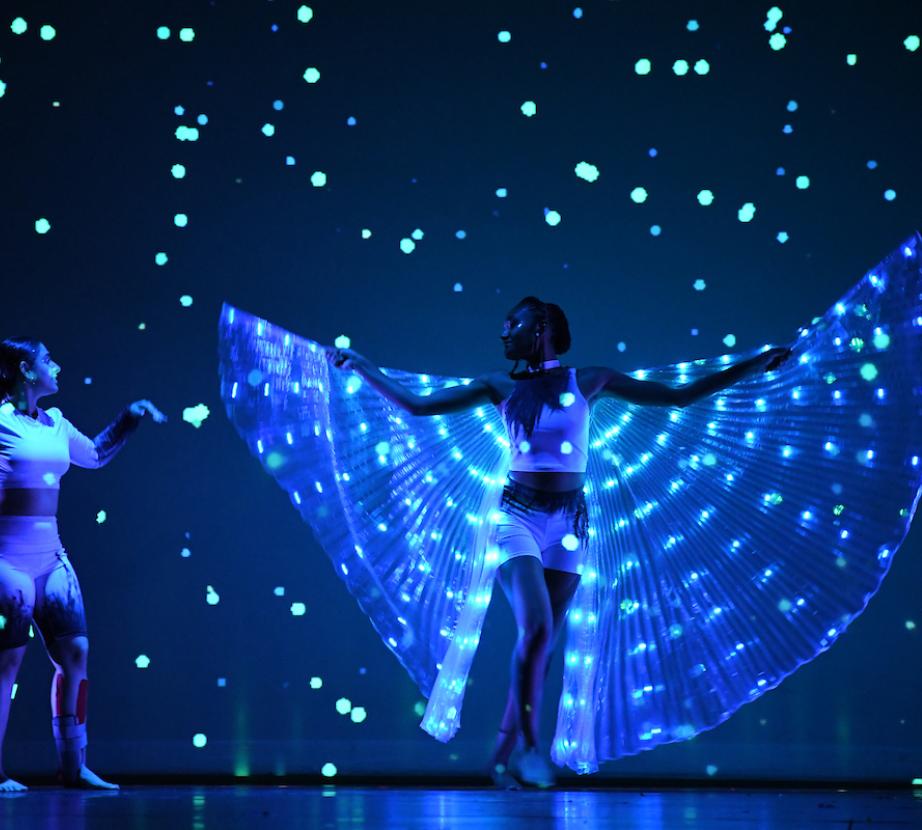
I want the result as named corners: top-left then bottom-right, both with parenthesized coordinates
top-left (326, 347), bottom-right (494, 416)
top-left (64, 399), bottom-right (167, 468)
top-left (593, 346), bottom-right (792, 408)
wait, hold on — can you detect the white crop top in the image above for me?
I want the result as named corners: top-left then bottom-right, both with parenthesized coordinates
top-left (0, 403), bottom-right (105, 490)
top-left (498, 367), bottom-right (590, 473)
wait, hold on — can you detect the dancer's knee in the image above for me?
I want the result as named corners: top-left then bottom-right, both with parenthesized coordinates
top-left (48, 635), bottom-right (89, 672)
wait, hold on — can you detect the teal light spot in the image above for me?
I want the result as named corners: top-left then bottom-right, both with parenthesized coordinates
top-left (179, 28), bottom-right (195, 42)
top-left (650, 224), bottom-right (661, 236)
top-left (672, 59), bottom-right (689, 76)
top-left (849, 337), bottom-right (865, 352)
top-left (873, 332), bottom-right (891, 350)
top-left (261, 123), bottom-right (275, 137)
top-left (11, 17), bottom-right (27, 35)
top-left (40, 24), bottom-right (56, 41)
top-left (333, 335), bottom-right (351, 348)
top-left (846, 53), bottom-right (857, 66)
top-left (155, 252), bottom-right (168, 266)
top-left (574, 161), bottom-right (600, 182)
top-left (669, 624), bottom-right (684, 638)
top-left (171, 163), bottom-right (186, 178)
top-left (156, 25), bottom-right (170, 40)
top-left (193, 733), bottom-right (207, 748)
top-left (179, 294), bottom-right (193, 307)
top-left (706, 764), bottom-right (718, 776)
top-left (351, 707), bottom-right (367, 723)
top-left (860, 363), bottom-right (879, 381)
top-left (777, 231), bottom-right (789, 243)
top-left (520, 100), bottom-right (537, 117)
top-left (310, 676), bottom-right (323, 689)
top-left (175, 125), bottom-right (199, 141)
top-left (693, 59), bottom-right (710, 75)
top-left (738, 202), bottom-right (756, 222)
top-left (905, 35), bottom-right (920, 52)
top-left (266, 451), bottom-right (285, 469)
top-left (290, 602), bottom-right (307, 616)
top-left (778, 598), bottom-right (792, 612)
top-left (135, 654), bottom-right (151, 669)
top-left (496, 187), bottom-right (507, 197)
top-left (0, 614), bottom-right (6, 631)
top-left (634, 58), bottom-right (652, 75)
top-left (310, 170), bottom-right (327, 187)
top-left (769, 33), bottom-right (787, 50)
top-left (361, 228), bottom-right (372, 239)
top-left (0, 80), bottom-right (6, 98)
top-left (321, 763), bottom-right (337, 777)
top-left (697, 189), bottom-right (714, 206)
top-left (303, 66), bottom-right (321, 83)
top-left (174, 213), bottom-right (188, 227)
top-left (335, 698), bottom-right (352, 715)
top-left (630, 186), bottom-right (648, 203)
top-left (884, 188), bottom-right (896, 201)
top-left (183, 404), bottom-right (210, 428)
top-left (687, 20), bottom-right (699, 32)
top-left (833, 504), bottom-right (844, 516)
top-left (411, 228), bottom-right (424, 240)
top-left (497, 30), bottom-right (511, 43)
top-left (400, 238), bottom-right (415, 254)
top-left (35, 218), bottom-right (51, 234)
top-left (297, 5), bottom-right (314, 23)
top-left (206, 585), bottom-right (220, 605)
top-left (96, 510), bottom-right (107, 524)
top-left (545, 209), bottom-right (561, 226)
top-left (702, 453), bottom-right (717, 466)
top-left (795, 175), bottom-right (810, 189)
top-left (693, 279), bottom-right (706, 291)
top-left (722, 334), bottom-right (736, 348)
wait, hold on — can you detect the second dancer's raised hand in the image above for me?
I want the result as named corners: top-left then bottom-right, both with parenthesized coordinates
top-left (129, 399), bottom-right (168, 423)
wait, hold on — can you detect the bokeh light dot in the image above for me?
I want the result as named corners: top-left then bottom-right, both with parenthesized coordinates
top-left (171, 163), bottom-right (186, 178)
top-left (673, 59), bottom-right (689, 76)
top-left (11, 17), bottom-right (28, 35)
top-left (635, 58), bottom-right (652, 75)
top-left (697, 189), bottom-right (714, 206)
top-left (174, 213), bottom-right (188, 227)
top-left (179, 295), bottom-right (193, 307)
top-left (192, 733), bottom-right (207, 748)
top-left (155, 252), bottom-right (169, 266)
top-left (795, 175), bottom-right (810, 190)
top-left (179, 28), bottom-right (195, 42)
top-left (497, 30), bottom-right (511, 43)
top-left (687, 20), bottom-right (699, 32)
top-left (262, 123), bottom-right (275, 137)
top-left (35, 218), bottom-right (51, 234)
top-left (846, 54), bottom-right (857, 66)
top-left (693, 59), bottom-right (710, 75)
top-left (39, 24), bottom-right (56, 41)
top-left (520, 100), bottom-right (537, 117)
top-left (303, 67), bottom-right (321, 83)
top-left (905, 35), bottom-right (920, 52)
top-left (650, 224), bottom-right (662, 236)
top-left (311, 171), bottom-right (327, 187)
top-left (545, 209), bottom-right (561, 226)
top-left (884, 189), bottom-right (896, 201)
top-left (297, 6), bottom-right (314, 24)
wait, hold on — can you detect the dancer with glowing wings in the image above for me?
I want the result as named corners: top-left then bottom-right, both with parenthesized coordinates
top-left (218, 233), bottom-right (922, 787)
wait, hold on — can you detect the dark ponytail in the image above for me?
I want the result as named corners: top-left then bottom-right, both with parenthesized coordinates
top-left (0, 337), bottom-right (41, 402)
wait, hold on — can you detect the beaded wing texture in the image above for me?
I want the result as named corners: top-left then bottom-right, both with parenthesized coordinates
top-left (218, 232), bottom-right (922, 774)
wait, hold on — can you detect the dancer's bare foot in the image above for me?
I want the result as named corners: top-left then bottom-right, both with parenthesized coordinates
top-left (0, 775), bottom-right (28, 793)
top-left (511, 747), bottom-right (556, 788)
top-left (60, 765), bottom-right (119, 790)
top-left (489, 761), bottom-right (523, 790)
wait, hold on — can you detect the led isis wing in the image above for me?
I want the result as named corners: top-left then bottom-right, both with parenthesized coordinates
top-left (554, 232), bottom-right (922, 772)
top-left (217, 304), bottom-right (509, 740)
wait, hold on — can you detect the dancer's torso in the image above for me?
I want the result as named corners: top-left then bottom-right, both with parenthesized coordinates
top-left (486, 366), bottom-right (607, 493)
top-left (0, 405), bottom-right (64, 517)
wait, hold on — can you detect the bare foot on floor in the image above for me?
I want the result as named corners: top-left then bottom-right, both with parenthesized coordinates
top-left (60, 766), bottom-right (119, 790)
top-left (489, 762), bottom-right (523, 790)
top-left (0, 776), bottom-right (28, 793)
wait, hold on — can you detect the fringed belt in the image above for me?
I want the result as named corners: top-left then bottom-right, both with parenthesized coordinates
top-left (500, 479), bottom-right (590, 544)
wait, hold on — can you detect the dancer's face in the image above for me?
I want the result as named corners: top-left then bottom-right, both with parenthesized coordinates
top-left (22, 343), bottom-right (61, 397)
top-left (500, 307), bottom-right (540, 360)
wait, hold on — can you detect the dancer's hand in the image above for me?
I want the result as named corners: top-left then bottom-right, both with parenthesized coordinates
top-left (756, 346), bottom-right (794, 373)
top-left (129, 400), bottom-right (168, 423)
top-left (325, 346), bottom-right (371, 373)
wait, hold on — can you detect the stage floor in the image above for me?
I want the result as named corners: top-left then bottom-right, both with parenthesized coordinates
top-left (1, 785), bottom-right (920, 829)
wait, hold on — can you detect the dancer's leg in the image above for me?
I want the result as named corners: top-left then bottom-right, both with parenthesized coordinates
top-left (34, 553), bottom-right (117, 789)
top-left (496, 555), bottom-right (553, 750)
top-left (0, 558), bottom-right (35, 792)
top-left (494, 566), bottom-right (581, 745)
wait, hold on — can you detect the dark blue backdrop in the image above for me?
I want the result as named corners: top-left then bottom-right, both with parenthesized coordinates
top-left (3, 0), bottom-right (921, 780)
